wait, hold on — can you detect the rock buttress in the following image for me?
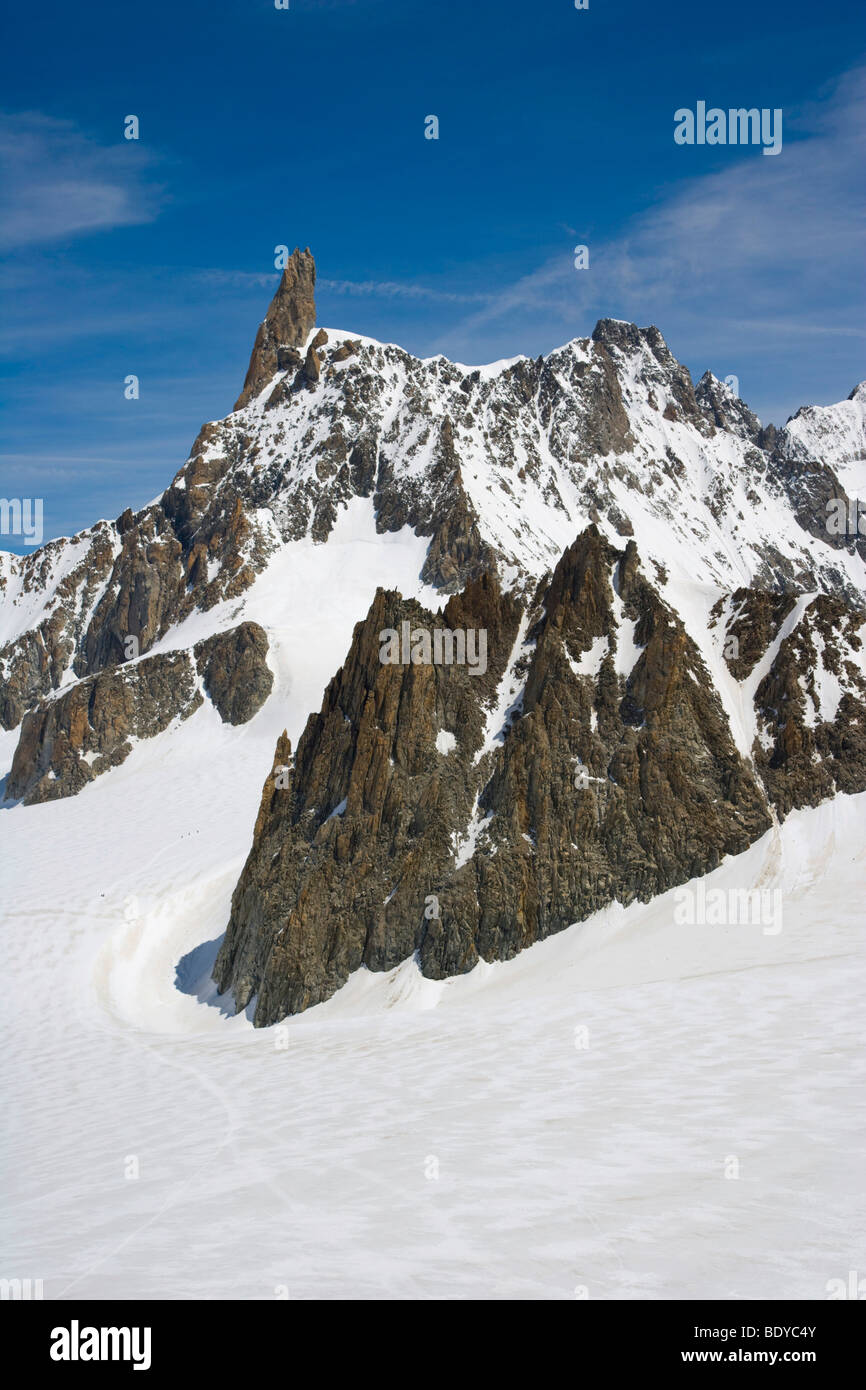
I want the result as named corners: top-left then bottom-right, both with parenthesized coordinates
top-left (215, 529), bottom-right (773, 1024)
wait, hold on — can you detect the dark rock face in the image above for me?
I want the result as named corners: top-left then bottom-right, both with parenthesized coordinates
top-left (7, 622), bottom-right (272, 804)
top-left (709, 587), bottom-right (866, 816)
top-left (593, 319), bottom-right (705, 434)
top-left (214, 575), bottom-right (522, 1017)
top-left (695, 371), bottom-right (764, 442)
top-left (194, 622), bottom-right (273, 725)
top-left (751, 595), bottom-right (866, 816)
top-left (0, 425), bottom-right (272, 731)
top-left (8, 651), bottom-right (202, 805)
top-left (712, 588), bottom-right (796, 681)
top-left (420, 529), bottom-right (772, 982)
top-left (766, 444), bottom-right (866, 573)
top-left (235, 248), bottom-right (317, 408)
top-left (214, 528), bottom-right (772, 1024)
top-left (0, 525), bottom-right (118, 729)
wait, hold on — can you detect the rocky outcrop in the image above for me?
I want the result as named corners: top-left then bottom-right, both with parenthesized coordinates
top-left (0, 523), bottom-right (119, 729)
top-left (695, 371), bottom-right (763, 441)
top-left (195, 622), bottom-right (273, 725)
top-left (234, 248), bottom-right (317, 408)
top-left (214, 529), bottom-right (772, 1024)
top-left (6, 622), bottom-right (272, 804)
top-left (8, 650), bottom-right (202, 804)
top-left (752, 594), bottom-right (866, 816)
top-left (214, 574), bottom-right (522, 1017)
top-left (712, 588), bottom-right (796, 680)
top-left (419, 528), bottom-right (771, 981)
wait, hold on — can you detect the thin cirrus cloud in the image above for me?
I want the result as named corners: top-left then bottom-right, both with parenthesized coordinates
top-left (443, 63), bottom-right (866, 363)
top-left (196, 267), bottom-right (489, 305)
top-left (0, 111), bottom-right (165, 251)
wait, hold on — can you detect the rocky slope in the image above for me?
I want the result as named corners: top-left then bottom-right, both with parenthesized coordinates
top-left (7, 622), bottom-right (272, 804)
top-left (2, 247), bottom-right (865, 1019)
top-left (215, 529), bottom-right (778, 1023)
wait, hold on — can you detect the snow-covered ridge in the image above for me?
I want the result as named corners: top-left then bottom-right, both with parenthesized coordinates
top-left (783, 381), bottom-right (866, 494)
top-left (221, 321), bottom-right (866, 600)
top-left (1, 295), bottom-right (864, 755)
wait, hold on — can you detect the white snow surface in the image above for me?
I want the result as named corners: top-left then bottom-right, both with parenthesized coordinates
top-left (1, 673), bottom-right (863, 1298)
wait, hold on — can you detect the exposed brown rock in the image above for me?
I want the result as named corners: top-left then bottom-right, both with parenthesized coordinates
top-left (303, 343), bottom-right (321, 386)
top-left (194, 622), bottom-right (273, 725)
top-left (215, 528), bottom-right (772, 1024)
top-left (331, 340), bottom-right (360, 363)
top-left (712, 588), bottom-right (797, 680)
top-left (6, 622), bottom-right (273, 804)
top-left (8, 650), bottom-right (201, 805)
top-left (752, 594), bottom-right (866, 816)
top-left (234, 248), bottom-right (317, 409)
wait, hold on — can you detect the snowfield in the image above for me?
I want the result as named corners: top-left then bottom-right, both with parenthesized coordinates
top-left (2, 659), bottom-right (863, 1297)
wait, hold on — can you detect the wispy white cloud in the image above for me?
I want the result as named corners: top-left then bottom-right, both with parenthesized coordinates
top-left (196, 267), bottom-right (489, 304)
top-left (443, 64), bottom-right (866, 361)
top-left (0, 111), bottom-right (165, 250)
top-left (319, 277), bottom-right (489, 304)
top-left (194, 269), bottom-right (279, 290)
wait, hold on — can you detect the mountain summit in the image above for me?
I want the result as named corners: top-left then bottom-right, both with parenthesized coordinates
top-left (235, 246), bottom-right (317, 408)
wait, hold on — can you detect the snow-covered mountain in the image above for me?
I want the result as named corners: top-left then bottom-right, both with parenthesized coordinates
top-left (2, 248), bottom-right (865, 1019)
top-left (3, 248), bottom-right (865, 1299)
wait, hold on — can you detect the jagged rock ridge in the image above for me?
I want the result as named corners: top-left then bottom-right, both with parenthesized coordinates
top-left (215, 527), bottom-right (820, 1024)
top-left (3, 250), bottom-right (865, 747)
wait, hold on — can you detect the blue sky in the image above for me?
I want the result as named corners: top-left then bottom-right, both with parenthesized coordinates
top-left (1, 0), bottom-right (864, 551)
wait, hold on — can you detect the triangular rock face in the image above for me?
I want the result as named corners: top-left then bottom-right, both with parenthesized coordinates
top-left (214, 527), bottom-right (773, 1024)
top-left (213, 574), bottom-right (522, 1018)
top-left (234, 247), bottom-right (317, 408)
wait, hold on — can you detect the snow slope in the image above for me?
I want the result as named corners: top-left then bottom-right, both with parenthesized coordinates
top-left (2, 661), bottom-right (863, 1298)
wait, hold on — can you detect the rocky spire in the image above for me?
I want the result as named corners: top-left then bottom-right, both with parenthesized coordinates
top-left (234, 247), bottom-right (317, 409)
